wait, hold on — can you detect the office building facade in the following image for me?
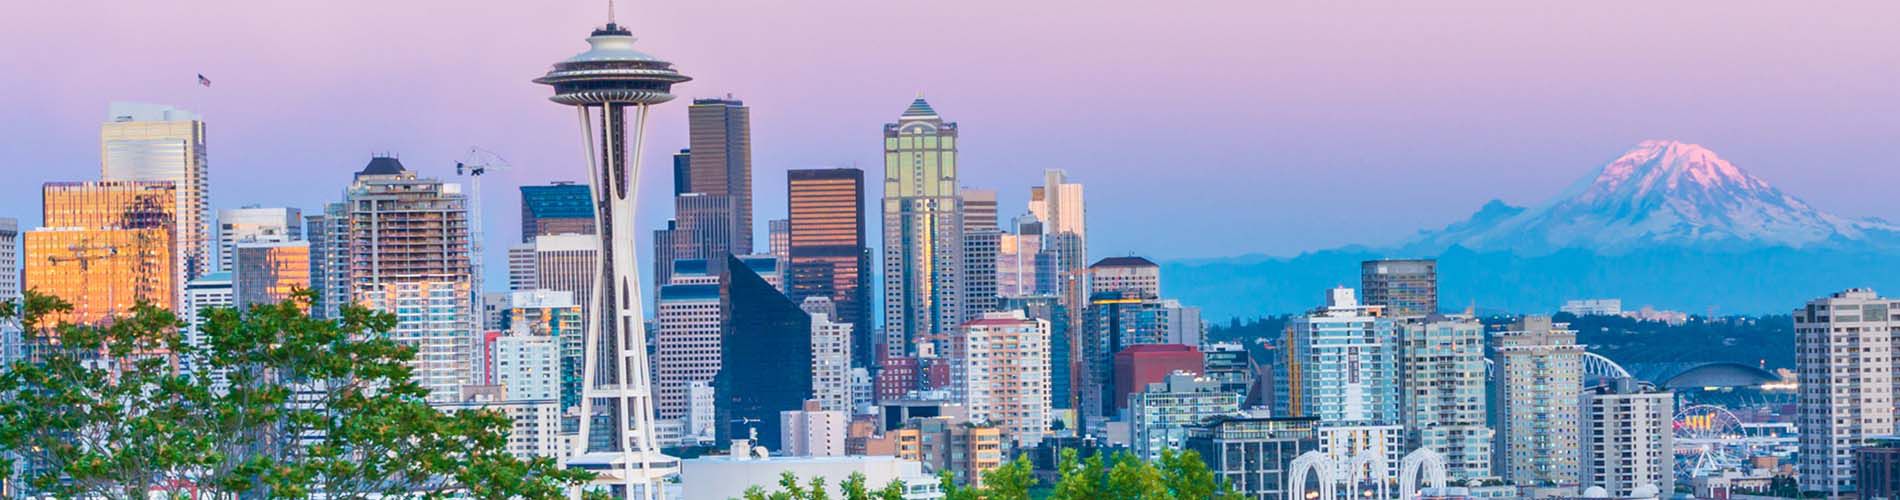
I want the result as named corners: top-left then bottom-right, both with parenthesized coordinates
top-left (1488, 315), bottom-right (1584, 487)
top-left (1794, 289), bottom-right (1897, 494)
top-left (686, 98), bottom-right (753, 254)
top-left (214, 206), bottom-right (301, 274)
top-left (518, 181), bottom-right (594, 241)
top-left (100, 102), bottom-right (209, 288)
top-left (1580, 377), bottom-right (1675, 498)
top-left (1360, 259), bottom-right (1437, 318)
top-left (787, 168), bottom-right (872, 368)
top-left (1398, 316), bottom-right (1493, 482)
top-left (882, 97), bottom-right (962, 359)
top-left (26, 181), bottom-right (178, 325)
top-left (951, 311), bottom-right (1052, 448)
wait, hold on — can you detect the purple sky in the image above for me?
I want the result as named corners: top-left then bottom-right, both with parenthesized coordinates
top-left (2, 1), bottom-right (1896, 277)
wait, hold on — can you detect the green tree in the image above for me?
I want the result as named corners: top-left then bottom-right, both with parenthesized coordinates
top-left (939, 470), bottom-right (976, 500)
top-left (1104, 452), bottom-right (1169, 499)
top-left (978, 453), bottom-right (1037, 500)
top-left (0, 290), bottom-right (591, 498)
top-left (874, 479), bottom-right (908, 500)
top-left (1049, 449), bottom-right (1103, 500)
top-left (841, 472), bottom-right (871, 500)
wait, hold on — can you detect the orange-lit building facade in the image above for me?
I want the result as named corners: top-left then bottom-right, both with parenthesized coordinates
top-left (25, 181), bottom-right (178, 325)
top-left (787, 168), bottom-right (871, 367)
top-left (233, 241), bottom-right (310, 309)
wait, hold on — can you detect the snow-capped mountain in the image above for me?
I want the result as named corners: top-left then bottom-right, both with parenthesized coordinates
top-left (1402, 140), bottom-right (1899, 255)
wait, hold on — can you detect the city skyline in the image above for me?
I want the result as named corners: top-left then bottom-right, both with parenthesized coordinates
top-left (3, 1), bottom-right (1896, 272)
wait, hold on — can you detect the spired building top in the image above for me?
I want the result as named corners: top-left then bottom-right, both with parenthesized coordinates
top-left (535, 22), bottom-right (692, 106)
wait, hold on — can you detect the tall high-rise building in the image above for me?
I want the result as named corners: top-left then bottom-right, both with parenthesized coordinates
top-left (336, 157), bottom-right (474, 402)
top-left (536, 18), bottom-right (693, 492)
top-left (961, 189), bottom-right (1000, 322)
top-left (951, 310), bottom-right (1051, 448)
top-left (1487, 315), bottom-right (1583, 488)
top-left (1001, 295), bottom-right (1071, 410)
top-left (508, 234), bottom-right (597, 321)
top-left (653, 220), bottom-right (679, 289)
top-left (232, 241), bottom-right (310, 310)
top-left (1398, 316), bottom-right (1492, 482)
top-left (671, 149), bottom-right (692, 195)
top-left (1079, 290), bottom-right (1204, 425)
top-left (1028, 169), bottom-right (1087, 334)
top-left (803, 297), bottom-right (854, 414)
top-left (214, 206), bottom-right (301, 274)
top-left (503, 290), bottom-right (584, 413)
top-left (996, 214), bottom-right (1042, 298)
top-left (305, 205), bottom-right (352, 320)
top-left (715, 255), bottom-right (813, 451)
top-left (882, 97), bottom-right (962, 358)
top-left (1581, 377), bottom-right (1674, 498)
top-left (687, 98), bottom-right (752, 254)
top-left (787, 168), bottom-right (872, 368)
top-left (1088, 256), bottom-right (1160, 299)
top-left (518, 181), bottom-right (595, 242)
top-left (670, 192), bottom-right (738, 262)
top-left (180, 272), bottom-right (233, 374)
top-left (1795, 288), bottom-right (1897, 494)
top-left (101, 102), bottom-right (209, 288)
top-left (1360, 259), bottom-right (1437, 318)
top-left (653, 282), bottom-right (721, 420)
top-left (26, 181), bottom-right (178, 325)
top-left (767, 218), bottom-right (790, 264)
top-left (1275, 288), bottom-right (1398, 426)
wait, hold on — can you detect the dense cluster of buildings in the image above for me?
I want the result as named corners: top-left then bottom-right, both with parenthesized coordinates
top-left (2, 18), bottom-right (1897, 500)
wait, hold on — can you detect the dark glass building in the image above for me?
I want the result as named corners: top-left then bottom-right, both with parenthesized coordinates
top-left (787, 168), bottom-right (872, 368)
top-left (519, 182), bottom-right (595, 242)
top-left (714, 254), bottom-right (811, 450)
top-left (1360, 258), bottom-right (1437, 318)
top-left (688, 98), bottom-right (752, 254)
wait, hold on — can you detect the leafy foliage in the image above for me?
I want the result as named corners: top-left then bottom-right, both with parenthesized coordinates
top-left (0, 290), bottom-right (592, 498)
top-left (744, 449), bottom-right (1242, 500)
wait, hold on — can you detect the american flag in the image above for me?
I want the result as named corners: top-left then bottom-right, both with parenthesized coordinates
top-left (197, 74), bottom-right (211, 87)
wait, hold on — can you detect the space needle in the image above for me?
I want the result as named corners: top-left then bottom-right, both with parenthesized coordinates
top-left (534, 4), bottom-right (690, 499)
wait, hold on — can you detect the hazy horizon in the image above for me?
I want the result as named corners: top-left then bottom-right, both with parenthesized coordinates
top-left (2, 1), bottom-right (1895, 270)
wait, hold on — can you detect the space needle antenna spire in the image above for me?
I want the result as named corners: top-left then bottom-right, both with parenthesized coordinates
top-left (607, 0), bottom-right (616, 25)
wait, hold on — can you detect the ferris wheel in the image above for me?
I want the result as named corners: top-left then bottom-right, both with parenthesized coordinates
top-left (1673, 404), bottom-right (1753, 478)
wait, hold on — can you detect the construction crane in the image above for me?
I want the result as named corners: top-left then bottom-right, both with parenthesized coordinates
top-left (46, 241), bottom-right (120, 272)
top-left (455, 147), bottom-right (511, 333)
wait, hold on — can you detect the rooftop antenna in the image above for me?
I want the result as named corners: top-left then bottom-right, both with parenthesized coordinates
top-left (607, 0), bottom-right (617, 25)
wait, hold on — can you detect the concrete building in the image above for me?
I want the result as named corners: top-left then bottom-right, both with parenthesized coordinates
top-left (882, 97), bottom-right (963, 360)
top-left (1186, 416), bottom-right (1321, 500)
top-left (804, 297), bottom-right (855, 413)
top-left (1028, 170), bottom-right (1087, 392)
top-left (1399, 316), bottom-right (1493, 482)
top-left (0, 218), bottom-right (18, 362)
top-left (1488, 315), bottom-right (1584, 488)
top-left (1088, 256), bottom-right (1160, 299)
top-left (333, 157), bottom-right (474, 402)
top-left (1113, 344), bottom-right (1205, 413)
top-left (1080, 290), bottom-right (1205, 425)
top-left (996, 214), bottom-right (1042, 299)
top-left (517, 181), bottom-right (593, 241)
top-left (1560, 298), bottom-right (1623, 317)
top-left (1202, 342), bottom-right (1259, 407)
top-left (787, 168), bottom-right (873, 369)
top-left (214, 206), bottom-right (301, 274)
top-left (438, 389), bottom-right (565, 461)
top-left (101, 102), bottom-right (209, 287)
top-left (1130, 371), bottom-right (1241, 461)
top-left (1795, 288), bottom-right (1897, 494)
top-left (951, 310), bottom-right (1052, 448)
top-left (679, 451), bottom-right (942, 500)
top-left (654, 283), bottom-right (722, 419)
top-left (181, 272), bottom-right (234, 376)
top-left (900, 416), bottom-right (1005, 487)
top-left (1859, 436), bottom-right (1900, 500)
top-left (502, 289), bottom-right (583, 412)
top-left (508, 234), bottom-right (597, 315)
top-left (1360, 258), bottom-right (1437, 318)
top-left (768, 218), bottom-right (790, 264)
top-left (26, 181), bottom-right (177, 325)
top-left (492, 329), bottom-right (561, 403)
top-left (781, 401), bottom-right (849, 457)
top-left (961, 188), bottom-right (1001, 322)
top-left (1580, 377), bottom-right (1675, 498)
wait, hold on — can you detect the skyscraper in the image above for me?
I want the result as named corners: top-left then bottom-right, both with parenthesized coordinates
top-left (536, 16), bottom-right (693, 494)
top-left (180, 272), bottom-right (233, 377)
top-left (1795, 288), bottom-right (1897, 494)
top-left (788, 168), bottom-right (872, 368)
top-left (882, 97), bottom-right (962, 358)
top-left (0, 218), bottom-right (18, 362)
top-left (1581, 377), bottom-right (1674, 498)
top-left (1028, 169), bottom-right (1087, 330)
top-left (962, 188), bottom-right (1000, 321)
top-left (767, 218), bottom-right (790, 264)
top-left (687, 97), bottom-right (752, 254)
top-left (337, 157), bottom-right (474, 402)
top-left (715, 254), bottom-right (812, 451)
top-left (996, 214), bottom-right (1042, 298)
top-left (1361, 259), bottom-right (1438, 318)
top-left (519, 181), bottom-right (595, 241)
top-left (1000, 295), bottom-right (1071, 410)
top-left (503, 289), bottom-right (585, 413)
top-left (215, 206), bottom-right (301, 274)
top-left (652, 282), bottom-right (721, 420)
top-left (1397, 316), bottom-right (1492, 482)
top-left (803, 297), bottom-right (854, 414)
top-left (951, 310), bottom-right (1051, 448)
top-left (26, 181), bottom-right (178, 325)
top-left (1488, 315), bottom-right (1583, 488)
top-left (101, 102), bottom-right (209, 288)
top-left (670, 192), bottom-right (738, 263)
top-left (509, 234), bottom-right (598, 321)
top-left (1275, 288), bottom-right (1398, 425)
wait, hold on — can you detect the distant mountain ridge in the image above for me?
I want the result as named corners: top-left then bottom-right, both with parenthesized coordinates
top-left (1164, 140), bottom-right (1900, 319)
top-left (1399, 140), bottom-right (1899, 255)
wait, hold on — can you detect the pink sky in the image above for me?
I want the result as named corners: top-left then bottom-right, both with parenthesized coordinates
top-left (0, 0), bottom-right (1895, 263)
